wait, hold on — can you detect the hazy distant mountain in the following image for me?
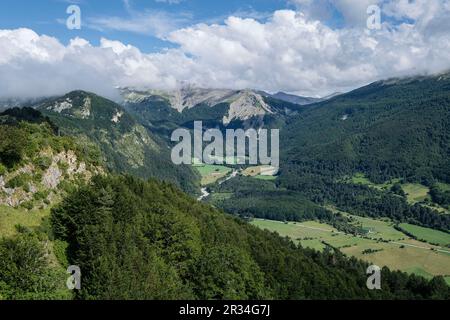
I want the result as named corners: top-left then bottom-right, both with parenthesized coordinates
top-left (268, 92), bottom-right (320, 105)
top-left (256, 90), bottom-right (343, 105)
top-left (320, 92), bottom-right (343, 100)
top-left (0, 97), bottom-right (46, 112)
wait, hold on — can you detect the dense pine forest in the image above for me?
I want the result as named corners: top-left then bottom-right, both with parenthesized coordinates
top-left (48, 175), bottom-right (450, 299)
top-left (2, 173), bottom-right (449, 299)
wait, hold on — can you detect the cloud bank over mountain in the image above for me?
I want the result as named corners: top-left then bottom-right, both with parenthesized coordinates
top-left (1, 0), bottom-right (450, 99)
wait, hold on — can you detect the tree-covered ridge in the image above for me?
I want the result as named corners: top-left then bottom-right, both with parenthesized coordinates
top-left (50, 175), bottom-right (449, 300)
top-left (36, 91), bottom-right (200, 195)
top-left (0, 108), bottom-right (88, 300)
top-left (281, 74), bottom-right (450, 184)
top-left (0, 107), bottom-right (101, 167)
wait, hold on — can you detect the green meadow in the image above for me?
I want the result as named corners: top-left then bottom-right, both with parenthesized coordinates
top-left (251, 218), bottom-right (450, 282)
top-left (402, 183), bottom-right (431, 204)
top-left (399, 223), bottom-right (450, 246)
top-left (346, 174), bottom-right (450, 214)
top-left (195, 164), bottom-right (232, 185)
top-left (0, 205), bottom-right (50, 238)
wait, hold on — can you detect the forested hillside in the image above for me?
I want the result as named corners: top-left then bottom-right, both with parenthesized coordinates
top-left (278, 74), bottom-right (450, 229)
top-left (49, 175), bottom-right (449, 299)
top-left (209, 74), bottom-right (450, 233)
top-left (0, 108), bottom-right (100, 299)
top-left (281, 74), bottom-right (450, 184)
top-left (36, 91), bottom-right (200, 194)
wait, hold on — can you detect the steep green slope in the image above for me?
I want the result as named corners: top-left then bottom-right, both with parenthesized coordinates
top-left (0, 108), bottom-right (102, 300)
top-left (36, 91), bottom-right (200, 194)
top-left (50, 174), bottom-right (449, 300)
top-left (282, 74), bottom-right (450, 184)
top-left (272, 74), bottom-right (450, 231)
top-left (0, 233), bottom-right (71, 300)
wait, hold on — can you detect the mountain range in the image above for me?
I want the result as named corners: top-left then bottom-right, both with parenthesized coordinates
top-left (120, 86), bottom-right (317, 131)
top-left (0, 73), bottom-right (449, 299)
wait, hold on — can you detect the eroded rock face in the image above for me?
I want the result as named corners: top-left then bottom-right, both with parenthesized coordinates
top-left (42, 164), bottom-right (62, 189)
top-left (0, 149), bottom-right (100, 209)
top-left (0, 174), bottom-right (31, 207)
top-left (4, 189), bottom-right (31, 207)
top-left (223, 91), bottom-right (273, 125)
top-left (121, 87), bottom-right (275, 124)
top-left (42, 150), bottom-right (89, 189)
top-left (77, 97), bottom-right (92, 119)
top-left (122, 87), bottom-right (237, 112)
top-left (47, 98), bottom-right (73, 113)
top-left (112, 110), bottom-right (124, 123)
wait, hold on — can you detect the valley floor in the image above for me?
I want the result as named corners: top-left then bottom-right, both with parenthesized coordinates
top-left (251, 217), bottom-right (450, 285)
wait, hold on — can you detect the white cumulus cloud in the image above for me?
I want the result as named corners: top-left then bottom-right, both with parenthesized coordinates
top-left (0, 1), bottom-right (450, 99)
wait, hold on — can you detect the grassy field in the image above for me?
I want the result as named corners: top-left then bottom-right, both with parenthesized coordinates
top-left (242, 166), bottom-right (278, 181)
top-left (195, 164), bottom-right (232, 186)
top-left (242, 166), bottom-right (265, 177)
top-left (251, 219), bottom-right (374, 252)
top-left (0, 205), bottom-right (50, 238)
top-left (398, 223), bottom-right (450, 246)
top-left (349, 173), bottom-right (400, 191)
top-left (350, 215), bottom-right (406, 241)
top-left (251, 218), bottom-right (450, 281)
top-left (348, 174), bottom-right (431, 204)
top-left (341, 238), bottom-right (450, 281)
top-left (347, 174), bottom-right (449, 213)
top-left (402, 183), bottom-right (430, 204)
top-left (351, 173), bottom-right (380, 188)
top-left (328, 207), bottom-right (406, 241)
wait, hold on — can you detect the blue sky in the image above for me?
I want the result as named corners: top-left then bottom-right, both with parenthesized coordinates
top-left (0, 0), bottom-right (449, 99)
top-left (0, 0), bottom-right (303, 52)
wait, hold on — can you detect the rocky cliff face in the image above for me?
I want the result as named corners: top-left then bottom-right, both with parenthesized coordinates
top-left (0, 148), bottom-right (102, 209)
top-left (223, 90), bottom-right (274, 125)
top-left (0, 109), bottom-right (94, 209)
top-left (121, 87), bottom-right (279, 126)
top-left (121, 86), bottom-right (238, 113)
